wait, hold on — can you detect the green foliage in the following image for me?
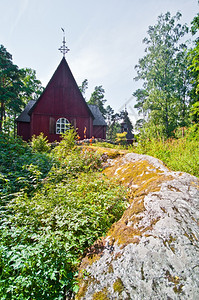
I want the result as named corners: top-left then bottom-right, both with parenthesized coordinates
top-left (87, 85), bottom-right (107, 117)
top-left (31, 132), bottom-right (51, 153)
top-left (0, 45), bottom-right (23, 132)
top-left (0, 173), bottom-right (126, 299)
top-left (131, 131), bottom-right (199, 177)
top-left (0, 130), bottom-right (127, 299)
top-left (79, 79), bottom-right (88, 96)
top-left (0, 133), bottom-right (52, 197)
top-left (116, 132), bottom-right (127, 145)
top-left (106, 117), bottom-right (121, 142)
top-left (190, 101), bottom-right (199, 123)
top-left (106, 109), bottom-right (132, 142)
top-left (134, 12), bottom-right (191, 138)
top-left (52, 128), bottom-right (77, 159)
top-left (0, 45), bottom-right (43, 135)
top-left (185, 124), bottom-right (199, 141)
top-left (20, 68), bottom-right (43, 102)
top-left (85, 83), bottom-right (128, 142)
top-left (188, 12), bottom-right (199, 104)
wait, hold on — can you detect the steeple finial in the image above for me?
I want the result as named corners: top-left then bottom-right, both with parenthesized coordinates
top-left (58, 28), bottom-right (70, 57)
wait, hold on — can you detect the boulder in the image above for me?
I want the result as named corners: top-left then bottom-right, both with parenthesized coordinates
top-left (76, 153), bottom-right (199, 300)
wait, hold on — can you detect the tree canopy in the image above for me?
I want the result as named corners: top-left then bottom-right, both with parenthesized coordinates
top-left (188, 12), bottom-right (199, 106)
top-left (79, 78), bottom-right (88, 96)
top-left (0, 45), bottom-right (23, 132)
top-left (87, 85), bottom-right (107, 117)
top-left (133, 12), bottom-right (192, 138)
top-left (0, 45), bottom-right (43, 135)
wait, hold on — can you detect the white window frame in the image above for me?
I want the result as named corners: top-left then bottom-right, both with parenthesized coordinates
top-left (56, 118), bottom-right (70, 134)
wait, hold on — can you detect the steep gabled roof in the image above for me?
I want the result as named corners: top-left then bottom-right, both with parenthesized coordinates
top-left (28, 57), bottom-right (94, 118)
top-left (16, 100), bottom-right (36, 122)
top-left (88, 104), bottom-right (107, 126)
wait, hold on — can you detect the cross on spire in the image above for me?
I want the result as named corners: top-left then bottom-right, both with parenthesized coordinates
top-left (58, 28), bottom-right (70, 57)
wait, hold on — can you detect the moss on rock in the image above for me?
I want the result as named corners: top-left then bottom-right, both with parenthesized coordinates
top-left (113, 278), bottom-right (124, 294)
top-left (103, 157), bottom-right (173, 246)
top-left (92, 288), bottom-right (109, 300)
top-left (75, 152), bottom-right (199, 299)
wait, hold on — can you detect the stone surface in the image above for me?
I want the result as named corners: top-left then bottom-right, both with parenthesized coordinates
top-left (76, 153), bottom-right (199, 300)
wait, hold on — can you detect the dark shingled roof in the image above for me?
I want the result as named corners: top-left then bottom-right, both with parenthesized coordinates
top-left (88, 104), bottom-right (107, 126)
top-left (16, 100), bottom-right (36, 122)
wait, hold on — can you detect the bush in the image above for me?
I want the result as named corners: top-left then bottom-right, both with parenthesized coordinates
top-left (31, 133), bottom-right (51, 153)
top-left (52, 129), bottom-right (77, 159)
top-left (0, 133), bottom-right (52, 198)
top-left (116, 132), bottom-right (127, 145)
top-left (0, 131), bottom-right (128, 299)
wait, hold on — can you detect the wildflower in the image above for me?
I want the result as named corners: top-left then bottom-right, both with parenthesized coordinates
top-left (84, 127), bottom-right (87, 139)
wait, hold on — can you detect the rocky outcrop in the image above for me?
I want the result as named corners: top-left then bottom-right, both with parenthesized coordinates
top-left (76, 153), bottom-right (199, 300)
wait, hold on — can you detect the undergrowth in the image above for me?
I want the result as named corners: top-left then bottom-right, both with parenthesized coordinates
top-left (0, 131), bottom-right (127, 299)
top-left (0, 133), bottom-right (53, 197)
top-left (130, 127), bottom-right (199, 177)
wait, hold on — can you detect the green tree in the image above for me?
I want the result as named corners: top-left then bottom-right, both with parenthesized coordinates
top-left (174, 49), bottom-right (192, 128)
top-left (190, 101), bottom-right (199, 123)
top-left (0, 45), bottom-right (43, 135)
top-left (79, 79), bottom-right (88, 96)
top-left (133, 12), bottom-right (190, 138)
top-left (84, 83), bottom-right (119, 140)
top-left (188, 11), bottom-right (199, 107)
top-left (20, 68), bottom-right (43, 102)
top-left (105, 104), bottom-right (114, 125)
top-left (106, 112), bottom-right (121, 141)
top-left (0, 45), bottom-right (23, 132)
top-left (87, 85), bottom-right (107, 117)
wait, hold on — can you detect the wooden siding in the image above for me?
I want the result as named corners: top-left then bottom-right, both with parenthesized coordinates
top-left (30, 58), bottom-right (94, 142)
top-left (17, 57), bottom-right (106, 142)
top-left (17, 122), bottom-right (30, 141)
top-left (30, 114), bottom-right (93, 142)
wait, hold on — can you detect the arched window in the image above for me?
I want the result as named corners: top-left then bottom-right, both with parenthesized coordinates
top-left (56, 118), bottom-right (70, 134)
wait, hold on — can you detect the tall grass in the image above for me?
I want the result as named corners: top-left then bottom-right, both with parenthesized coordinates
top-left (131, 136), bottom-right (199, 177)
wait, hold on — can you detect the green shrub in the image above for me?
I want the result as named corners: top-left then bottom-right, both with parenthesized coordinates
top-left (0, 133), bottom-right (52, 197)
top-left (52, 129), bottom-right (77, 159)
top-left (0, 131), bottom-right (128, 299)
top-left (31, 133), bottom-right (51, 153)
top-left (115, 132), bottom-right (127, 145)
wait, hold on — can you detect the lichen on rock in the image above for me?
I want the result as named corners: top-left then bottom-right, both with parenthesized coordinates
top-left (76, 152), bottom-right (199, 299)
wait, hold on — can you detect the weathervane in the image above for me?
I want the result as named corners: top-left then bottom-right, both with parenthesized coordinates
top-left (58, 28), bottom-right (70, 57)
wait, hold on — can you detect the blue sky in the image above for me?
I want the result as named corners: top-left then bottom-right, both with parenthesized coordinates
top-left (0, 0), bottom-right (198, 124)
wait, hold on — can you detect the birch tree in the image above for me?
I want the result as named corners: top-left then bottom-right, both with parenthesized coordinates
top-left (134, 12), bottom-right (190, 138)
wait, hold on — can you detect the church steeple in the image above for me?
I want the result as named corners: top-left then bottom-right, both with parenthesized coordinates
top-left (58, 28), bottom-right (70, 57)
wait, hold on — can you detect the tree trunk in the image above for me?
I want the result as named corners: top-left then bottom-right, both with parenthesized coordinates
top-left (14, 113), bottom-right (17, 138)
top-left (165, 98), bottom-right (169, 138)
top-left (0, 101), bottom-right (4, 132)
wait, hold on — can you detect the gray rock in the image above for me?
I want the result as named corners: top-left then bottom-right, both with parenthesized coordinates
top-left (76, 153), bottom-right (199, 300)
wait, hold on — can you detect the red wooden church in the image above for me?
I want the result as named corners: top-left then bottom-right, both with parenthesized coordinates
top-left (17, 38), bottom-right (106, 142)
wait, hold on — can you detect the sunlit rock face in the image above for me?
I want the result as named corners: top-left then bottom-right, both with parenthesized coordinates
top-left (76, 153), bottom-right (199, 300)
